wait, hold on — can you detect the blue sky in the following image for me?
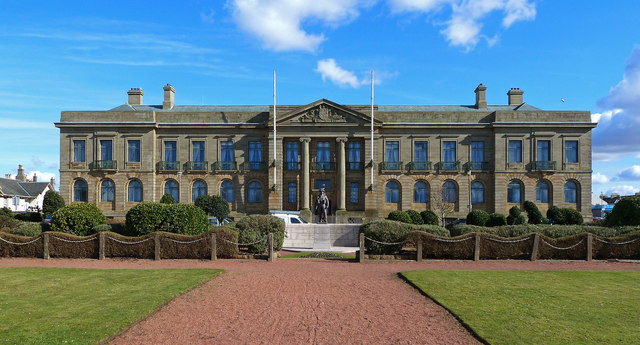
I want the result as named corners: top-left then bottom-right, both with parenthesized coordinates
top-left (1, 0), bottom-right (639, 203)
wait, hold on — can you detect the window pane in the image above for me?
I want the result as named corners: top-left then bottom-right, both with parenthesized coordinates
top-left (537, 140), bottom-right (550, 161)
top-left (350, 182), bottom-right (359, 203)
top-left (101, 140), bottom-right (112, 161)
top-left (317, 142), bottom-right (330, 162)
top-left (221, 141), bottom-right (234, 170)
top-left (414, 141), bottom-right (428, 169)
top-left (413, 181), bottom-right (428, 203)
top-left (220, 180), bottom-right (234, 202)
top-left (564, 181), bottom-right (577, 203)
top-left (385, 141), bottom-right (399, 163)
top-left (286, 142), bottom-right (299, 170)
top-left (248, 181), bottom-right (262, 203)
top-left (73, 180), bottom-right (88, 202)
top-left (508, 181), bottom-right (521, 203)
top-left (385, 181), bottom-right (399, 203)
top-left (536, 181), bottom-right (549, 203)
top-left (471, 181), bottom-right (484, 204)
top-left (193, 141), bottom-right (205, 162)
top-left (508, 140), bottom-right (522, 163)
top-left (128, 180), bottom-right (142, 202)
top-left (101, 180), bottom-right (114, 202)
top-left (443, 141), bottom-right (456, 162)
top-left (192, 180), bottom-right (207, 202)
top-left (442, 181), bottom-right (457, 203)
top-left (128, 140), bottom-right (140, 163)
top-left (348, 142), bottom-right (361, 170)
top-left (565, 141), bottom-right (578, 163)
top-left (288, 182), bottom-right (297, 203)
top-left (471, 141), bottom-right (484, 162)
top-left (73, 140), bottom-right (85, 162)
top-left (165, 141), bottom-right (177, 162)
top-left (165, 180), bottom-right (179, 202)
top-left (249, 142), bottom-right (262, 170)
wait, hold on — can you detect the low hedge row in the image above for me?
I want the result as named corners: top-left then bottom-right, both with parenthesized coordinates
top-left (125, 202), bottom-right (208, 236)
top-left (387, 210), bottom-right (440, 225)
top-left (450, 224), bottom-right (640, 238)
top-left (235, 215), bottom-right (285, 253)
top-left (359, 220), bottom-right (450, 254)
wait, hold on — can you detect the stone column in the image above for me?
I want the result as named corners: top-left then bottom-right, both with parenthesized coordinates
top-left (300, 137), bottom-right (311, 209)
top-left (337, 137), bottom-right (347, 210)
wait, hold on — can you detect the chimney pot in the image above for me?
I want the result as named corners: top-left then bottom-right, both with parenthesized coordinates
top-left (16, 165), bottom-right (26, 182)
top-left (127, 88), bottom-right (144, 105)
top-left (507, 88), bottom-right (524, 105)
top-left (163, 84), bottom-right (175, 110)
top-left (32, 173), bottom-right (37, 182)
top-left (474, 84), bottom-right (487, 109)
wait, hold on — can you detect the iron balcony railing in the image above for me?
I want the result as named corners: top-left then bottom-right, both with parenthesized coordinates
top-left (313, 161), bottom-right (336, 171)
top-left (531, 161), bottom-right (556, 171)
top-left (92, 160), bottom-right (117, 170)
top-left (380, 161), bottom-right (403, 171)
top-left (436, 161), bottom-right (460, 171)
top-left (347, 162), bottom-right (364, 171)
top-left (465, 161), bottom-right (490, 171)
top-left (185, 161), bottom-right (208, 171)
top-left (408, 161), bottom-right (432, 171)
top-left (284, 161), bottom-right (301, 171)
top-left (241, 161), bottom-right (267, 171)
top-left (213, 161), bottom-right (237, 171)
top-left (157, 161), bottom-right (181, 171)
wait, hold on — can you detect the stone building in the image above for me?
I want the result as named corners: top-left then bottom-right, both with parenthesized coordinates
top-left (55, 84), bottom-right (595, 221)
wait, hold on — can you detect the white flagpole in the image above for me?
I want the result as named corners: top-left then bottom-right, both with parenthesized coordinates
top-left (370, 70), bottom-right (374, 188)
top-left (273, 70), bottom-right (277, 189)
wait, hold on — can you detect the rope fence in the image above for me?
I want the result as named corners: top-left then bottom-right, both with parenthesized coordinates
top-left (0, 236), bottom-right (42, 246)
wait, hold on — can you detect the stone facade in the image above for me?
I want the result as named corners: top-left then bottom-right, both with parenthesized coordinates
top-left (55, 84), bottom-right (595, 221)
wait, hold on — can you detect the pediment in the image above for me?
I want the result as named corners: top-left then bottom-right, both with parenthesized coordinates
top-left (276, 99), bottom-right (381, 125)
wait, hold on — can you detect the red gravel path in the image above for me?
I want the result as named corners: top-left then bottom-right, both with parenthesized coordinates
top-left (2, 258), bottom-right (638, 345)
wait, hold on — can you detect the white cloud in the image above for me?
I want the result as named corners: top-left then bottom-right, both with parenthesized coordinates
top-left (606, 185), bottom-right (640, 196)
top-left (388, 0), bottom-right (453, 13)
top-left (592, 172), bottom-right (610, 184)
top-left (617, 165), bottom-right (640, 181)
top-left (316, 59), bottom-right (365, 88)
top-left (593, 46), bottom-right (640, 156)
top-left (26, 170), bottom-right (58, 187)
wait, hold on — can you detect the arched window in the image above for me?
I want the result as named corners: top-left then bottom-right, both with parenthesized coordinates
top-left (164, 180), bottom-right (179, 202)
top-left (192, 180), bottom-right (207, 202)
top-left (385, 181), bottom-right (400, 203)
top-left (413, 181), bottom-right (428, 203)
top-left (471, 181), bottom-right (484, 204)
top-left (564, 181), bottom-right (578, 203)
top-left (507, 181), bottom-right (522, 203)
top-left (220, 180), bottom-right (234, 202)
top-left (101, 180), bottom-right (114, 202)
top-left (128, 180), bottom-right (142, 202)
top-left (73, 179), bottom-right (87, 202)
top-left (536, 181), bottom-right (550, 203)
top-left (442, 181), bottom-right (457, 203)
top-left (248, 181), bottom-right (262, 203)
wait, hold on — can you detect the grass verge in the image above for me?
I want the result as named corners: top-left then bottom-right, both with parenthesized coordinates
top-left (280, 251), bottom-right (355, 259)
top-left (0, 267), bottom-right (222, 345)
top-left (401, 270), bottom-right (640, 345)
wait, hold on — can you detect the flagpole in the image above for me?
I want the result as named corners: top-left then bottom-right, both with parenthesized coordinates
top-left (370, 70), bottom-right (374, 189)
top-left (273, 70), bottom-right (277, 190)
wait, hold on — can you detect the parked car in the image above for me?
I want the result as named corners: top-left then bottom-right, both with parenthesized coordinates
top-left (208, 217), bottom-right (231, 227)
top-left (270, 212), bottom-right (307, 224)
top-left (44, 216), bottom-right (52, 224)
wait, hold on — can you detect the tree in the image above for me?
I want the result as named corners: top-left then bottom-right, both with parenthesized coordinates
top-left (431, 194), bottom-right (456, 226)
top-left (159, 192), bottom-right (176, 204)
top-left (606, 196), bottom-right (640, 226)
top-left (43, 190), bottom-right (65, 216)
top-left (194, 194), bottom-right (230, 222)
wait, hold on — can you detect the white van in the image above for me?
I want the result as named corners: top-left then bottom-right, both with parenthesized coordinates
top-left (270, 211), bottom-right (307, 224)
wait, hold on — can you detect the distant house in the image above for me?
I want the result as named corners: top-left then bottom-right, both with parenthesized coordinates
top-left (0, 165), bottom-right (55, 212)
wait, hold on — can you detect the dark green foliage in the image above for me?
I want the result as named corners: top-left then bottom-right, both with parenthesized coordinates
top-left (562, 208), bottom-right (584, 225)
top-left (406, 210), bottom-right (424, 225)
top-left (421, 210), bottom-right (439, 225)
top-left (507, 206), bottom-right (526, 225)
top-left (606, 196), bottom-right (640, 226)
top-left (125, 202), bottom-right (208, 236)
top-left (449, 224), bottom-right (639, 238)
top-left (522, 201), bottom-right (543, 224)
top-left (92, 224), bottom-right (112, 232)
top-left (10, 222), bottom-right (43, 237)
top-left (43, 190), bottom-right (65, 216)
top-left (14, 212), bottom-right (43, 223)
top-left (387, 210), bottom-right (412, 224)
top-left (489, 213), bottom-right (507, 227)
top-left (0, 215), bottom-right (21, 230)
top-left (547, 206), bottom-right (565, 225)
top-left (159, 193), bottom-right (176, 204)
top-left (359, 220), bottom-right (449, 254)
top-left (235, 215), bottom-right (285, 253)
top-left (0, 207), bottom-right (13, 217)
top-left (466, 210), bottom-right (490, 226)
top-left (51, 203), bottom-right (106, 236)
top-left (194, 194), bottom-right (230, 222)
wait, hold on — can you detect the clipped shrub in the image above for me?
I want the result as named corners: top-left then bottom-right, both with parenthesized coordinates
top-left (106, 220), bottom-right (128, 236)
top-left (421, 210), bottom-right (440, 225)
top-left (0, 207), bottom-right (14, 217)
top-left (466, 210), bottom-right (490, 226)
top-left (450, 224), bottom-right (638, 238)
top-left (43, 190), bottom-right (65, 216)
top-left (0, 215), bottom-right (21, 230)
top-left (235, 215), bottom-right (285, 253)
top-left (195, 194), bottom-right (230, 222)
top-left (10, 222), bottom-right (43, 237)
top-left (125, 202), bottom-right (208, 236)
top-left (489, 213), bottom-right (507, 227)
top-left (547, 206), bottom-right (564, 225)
top-left (507, 206), bottom-right (526, 225)
top-left (159, 192), bottom-right (176, 204)
top-left (14, 212), bottom-right (43, 223)
top-left (606, 196), bottom-right (640, 226)
top-left (359, 220), bottom-right (449, 254)
top-left (51, 203), bottom-right (106, 236)
top-left (387, 210), bottom-right (412, 224)
top-left (92, 224), bottom-right (112, 233)
top-left (406, 210), bottom-right (424, 225)
top-left (210, 227), bottom-right (240, 258)
top-left (562, 208), bottom-right (584, 225)
top-left (522, 201), bottom-right (543, 224)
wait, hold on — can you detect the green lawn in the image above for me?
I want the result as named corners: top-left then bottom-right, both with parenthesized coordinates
top-left (0, 267), bottom-right (222, 345)
top-left (280, 251), bottom-right (355, 259)
top-left (401, 270), bottom-right (640, 345)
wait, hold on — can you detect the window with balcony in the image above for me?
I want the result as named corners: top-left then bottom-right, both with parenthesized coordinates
top-left (348, 142), bottom-right (362, 170)
top-left (508, 181), bottom-right (522, 203)
top-left (288, 182), bottom-right (297, 203)
top-left (508, 140), bottom-right (522, 163)
top-left (128, 180), bottom-right (142, 202)
top-left (441, 141), bottom-right (457, 170)
top-left (73, 140), bottom-right (85, 162)
top-left (73, 179), bottom-right (87, 202)
top-left (101, 140), bottom-right (112, 161)
top-left (164, 180), bottom-right (179, 202)
top-left (128, 140), bottom-right (140, 163)
top-left (385, 141), bottom-right (400, 170)
top-left (350, 182), bottom-right (359, 203)
top-left (160, 141), bottom-right (179, 170)
top-left (220, 141), bottom-right (235, 170)
top-left (101, 180), bottom-right (115, 202)
top-left (413, 181), bottom-right (428, 203)
top-left (413, 141), bottom-right (428, 170)
top-left (220, 180), bottom-right (234, 202)
top-left (286, 142), bottom-right (299, 170)
top-left (565, 140), bottom-right (578, 163)
top-left (470, 141), bottom-right (486, 170)
top-left (192, 141), bottom-right (206, 170)
top-left (442, 181), bottom-right (457, 203)
top-left (385, 181), bottom-right (399, 203)
top-left (537, 140), bottom-right (550, 161)
top-left (564, 181), bottom-right (578, 203)
top-left (192, 180), bottom-right (207, 202)
top-left (317, 141), bottom-right (331, 170)
top-left (536, 181), bottom-right (549, 203)
top-left (248, 141), bottom-right (262, 170)
top-left (471, 181), bottom-right (484, 204)
top-left (248, 181), bottom-right (262, 203)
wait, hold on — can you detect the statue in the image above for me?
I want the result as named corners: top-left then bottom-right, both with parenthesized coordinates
top-left (315, 188), bottom-right (329, 223)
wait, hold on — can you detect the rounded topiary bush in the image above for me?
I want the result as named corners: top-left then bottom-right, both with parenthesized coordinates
top-left (388, 210), bottom-right (412, 224)
top-left (11, 222), bottom-right (43, 237)
top-left (159, 193), bottom-right (176, 204)
top-left (522, 201), bottom-right (543, 224)
top-left (51, 203), bottom-right (106, 236)
top-left (235, 215), bottom-right (285, 254)
top-left (421, 210), bottom-right (439, 225)
top-left (561, 208), bottom-right (584, 225)
top-left (466, 210), bottom-right (490, 226)
top-left (606, 196), bottom-right (640, 226)
top-left (406, 210), bottom-right (424, 225)
top-left (489, 213), bottom-right (507, 227)
top-left (507, 206), bottom-right (526, 225)
top-left (125, 202), bottom-right (208, 236)
top-left (547, 206), bottom-right (564, 225)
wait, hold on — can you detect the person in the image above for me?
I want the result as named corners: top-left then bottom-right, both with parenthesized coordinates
top-left (316, 188), bottom-right (329, 223)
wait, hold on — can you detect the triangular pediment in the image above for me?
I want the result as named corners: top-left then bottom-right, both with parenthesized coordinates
top-left (276, 99), bottom-right (381, 125)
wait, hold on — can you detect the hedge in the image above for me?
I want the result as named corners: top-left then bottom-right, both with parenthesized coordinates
top-left (0, 233), bottom-right (44, 258)
top-left (420, 210), bottom-right (439, 225)
top-left (606, 195), bottom-right (640, 226)
top-left (408, 231), bottom-right (475, 260)
top-left (235, 215), bottom-right (285, 253)
top-left (51, 203), bottom-right (106, 236)
top-left (387, 210), bottom-right (412, 224)
top-left (359, 220), bottom-right (449, 254)
top-left (0, 215), bottom-right (21, 231)
top-left (14, 212), bottom-right (43, 223)
top-left (10, 222), bottom-right (43, 237)
top-left (406, 210), bottom-right (424, 225)
top-left (450, 224), bottom-right (640, 238)
top-left (466, 210), bottom-right (490, 226)
top-left (125, 202), bottom-right (208, 236)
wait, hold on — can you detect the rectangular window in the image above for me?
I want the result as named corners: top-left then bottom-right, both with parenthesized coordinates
top-left (413, 141), bottom-right (428, 170)
top-left (221, 141), bottom-right (234, 170)
top-left (385, 141), bottom-right (400, 170)
top-left (192, 141), bottom-right (205, 170)
top-left (73, 140), bottom-right (85, 162)
top-left (443, 141), bottom-right (456, 162)
top-left (348, 142), bottom-right (361, 170)
top-left (565, 140), bottom-right (578, 163)
top-left (100, 140), bottom-right (112, 161)
top-left (508, 140), bottom-right (522, 163)
top-left (315, 179), bottom-right (331, 191)
top-left (128, 140), bottom-right (140, 163)
top-left (350, 182), bottom-right (359, 203)
top-left (537, 140), bottom-right (550, 161)
top-left (286, 142), bottom-right (299, 170)
top-left (165, 141), bottom-right (177, 161)
top-left (288, 182), bottom-right (297, 203)
top-left (248, 141), bottom-right (262, 170)
top-left (316, 141), bottom-right (330, 170)
top-left (471, 141), bottom-right (484, 162)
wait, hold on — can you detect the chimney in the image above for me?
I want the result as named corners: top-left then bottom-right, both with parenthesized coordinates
top-left (32, 173), bottom-right (37, 182)
top-left (474, 84), bottom-right (487, 109)
top-left (50, 177), bottom-right (56, 191)
top-left (16, 165), bottom-right (26, 182)
top-left (127, 88), bottom-right (144, 105)
top-left (4, 174), bottom-right (11, 179)
top-left (507, 88), bottom-right (524, 105)
top-left (163, 84), bottom-right (175, 110)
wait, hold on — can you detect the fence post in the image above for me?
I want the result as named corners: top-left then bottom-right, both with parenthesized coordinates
top-left (98, 232), bottom-right (105, 260)
top-left (586, 233), bottom-right (593, 261)
top-left (473, 233), bottom-right (480, 261)
top-left (154, 232), bottom-right (161, 261)
top-left (211, 232), bottom-right (217, 261)
top-left (43, 232), bottom-right (49, 260)
top-left (267, 233), bottom-right (275, 262)
top-left (416, 238), bottom-right (423, 262)
top-left (531, 233), bottom-right (540, 261)
top-left (359, 232), bottom-right (365, 263)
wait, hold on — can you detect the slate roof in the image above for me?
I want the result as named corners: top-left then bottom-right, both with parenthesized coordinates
top-left (0, 178), bottom-right (50, 198)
